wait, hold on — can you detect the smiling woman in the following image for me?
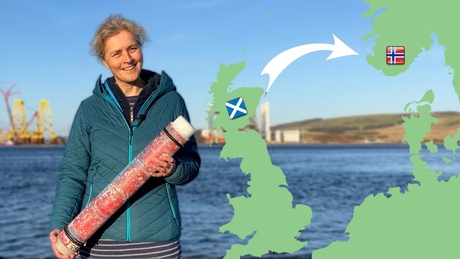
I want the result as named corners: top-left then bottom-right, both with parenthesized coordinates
top-left (91, 15), bottom-right (147, 97)
top-left (48, 14), bottom-right (201, 259)
top-left (101, 30), bottom-right (145, 96)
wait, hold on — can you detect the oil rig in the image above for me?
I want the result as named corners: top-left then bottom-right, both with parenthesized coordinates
top-left (1, 82), bottom-right (57, 145)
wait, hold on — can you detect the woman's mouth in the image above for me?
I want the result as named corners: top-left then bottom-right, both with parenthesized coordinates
top-left (123, 65), bottom-right (135, 71)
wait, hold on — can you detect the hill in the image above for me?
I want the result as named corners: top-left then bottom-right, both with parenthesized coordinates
top-left (270, 111), bottom-right (460, 144)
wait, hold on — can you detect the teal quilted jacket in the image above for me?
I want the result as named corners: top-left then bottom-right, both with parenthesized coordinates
top-left (49, 70), bottom-right (200, 242)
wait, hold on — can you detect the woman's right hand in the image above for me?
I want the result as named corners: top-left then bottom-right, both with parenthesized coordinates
top-left (49, 229), bottom-right (78, 259)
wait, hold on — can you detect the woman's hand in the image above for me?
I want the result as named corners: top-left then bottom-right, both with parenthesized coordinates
top-left (49, 229), bottom-right (78, 259)
top-left (145, 154), bottom-right (177, 177)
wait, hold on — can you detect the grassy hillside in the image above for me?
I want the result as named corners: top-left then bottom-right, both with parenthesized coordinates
top-left (271, 111), bottom-right (460, 144)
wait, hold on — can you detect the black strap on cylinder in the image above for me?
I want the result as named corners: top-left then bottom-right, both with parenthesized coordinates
top-left (64, 226), bottom-right (85, 247)
top-left (163, 128), bottom-right (183, 148)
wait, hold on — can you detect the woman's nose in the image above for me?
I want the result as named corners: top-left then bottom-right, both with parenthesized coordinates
top-left (122, 51), bottom-right (133, 62)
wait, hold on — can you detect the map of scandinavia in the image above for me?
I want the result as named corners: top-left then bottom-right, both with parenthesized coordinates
top-left (314, 1), bottom-right (460, 258)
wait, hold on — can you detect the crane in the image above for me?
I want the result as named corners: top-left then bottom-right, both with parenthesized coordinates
top-left (12, 99), bottom-right (30, 144)
top-left (0, 82), bottom-right (20, 143)
top-left (33, 100), bottom-right (57, 144)
top-left (1, 82), bottom-right (58, 145)
top-left (26, 106), bottom-right (40, 144)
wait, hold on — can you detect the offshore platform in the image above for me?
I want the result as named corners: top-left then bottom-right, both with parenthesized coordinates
top-left (1, 82), bottom-right (57, 145)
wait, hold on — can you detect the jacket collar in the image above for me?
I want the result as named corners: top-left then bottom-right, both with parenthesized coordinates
top-left (93, 69), bottom-right (176, 125)
top-left (93, 69), bottom-right (176, 99)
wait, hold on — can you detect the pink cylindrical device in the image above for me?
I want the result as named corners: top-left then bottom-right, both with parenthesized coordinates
top-left (55, 115), bottom-right (195, 255)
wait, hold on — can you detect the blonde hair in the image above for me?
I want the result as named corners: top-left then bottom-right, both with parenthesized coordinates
top-left (91, 14), bottom-right (148, 61)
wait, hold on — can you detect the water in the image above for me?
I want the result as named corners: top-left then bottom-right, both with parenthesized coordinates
top-left (1, 144), bottom-right (458, 259)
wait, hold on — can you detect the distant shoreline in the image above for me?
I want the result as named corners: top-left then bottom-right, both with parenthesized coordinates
top-left (197, 111), bottom-right (460, 146)
top-left (0, 144), bottom-right (65, 148)
top-left (197, 142), bottom-right (412, 147)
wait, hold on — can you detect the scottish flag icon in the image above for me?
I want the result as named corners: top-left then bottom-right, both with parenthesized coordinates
top-left (225, 97), bottom-right (247, 119)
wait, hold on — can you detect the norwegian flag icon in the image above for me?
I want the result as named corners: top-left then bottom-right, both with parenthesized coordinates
top-left (386, 46), bottom-right (405, 65)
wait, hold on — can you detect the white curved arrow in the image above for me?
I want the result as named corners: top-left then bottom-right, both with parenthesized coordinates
top-left (261, 34), bottom-right (359, 96)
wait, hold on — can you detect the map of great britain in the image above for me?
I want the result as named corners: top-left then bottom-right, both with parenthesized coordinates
top-left (208, 62), bottom-right (312, 258)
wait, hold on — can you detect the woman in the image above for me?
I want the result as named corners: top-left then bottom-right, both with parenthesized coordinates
top-left (49, 14), bottom-right (200, 259)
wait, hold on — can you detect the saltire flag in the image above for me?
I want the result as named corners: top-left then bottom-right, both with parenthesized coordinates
top-left (225, 97), bottom-right (247, 119)
top-left (386, 46), bottom-right (405, 65)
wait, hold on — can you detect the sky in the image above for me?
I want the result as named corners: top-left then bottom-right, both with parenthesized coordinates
top-left (0, 0), bottom-right (457, 136)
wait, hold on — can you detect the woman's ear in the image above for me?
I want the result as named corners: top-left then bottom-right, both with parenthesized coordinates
top-left (102, 59), bottom-right (109, 68)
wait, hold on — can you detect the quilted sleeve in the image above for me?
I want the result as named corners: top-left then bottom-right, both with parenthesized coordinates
top-left (49, 103), bottom-right (91, 231)
top-left (164, 95), bottom-right (201, 185)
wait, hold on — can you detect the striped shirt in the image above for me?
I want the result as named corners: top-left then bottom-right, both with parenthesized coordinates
top-left (76, 239), bottom-right (181, 259)
top-left (126, 95), bottom-right (138, 124)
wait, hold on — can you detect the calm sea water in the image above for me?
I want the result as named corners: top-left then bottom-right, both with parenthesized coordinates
top-left (1, 144), bottom-right (458, 259)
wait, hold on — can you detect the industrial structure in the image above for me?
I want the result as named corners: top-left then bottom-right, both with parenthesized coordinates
top-left (260, 102), bottom-right (301, 143)
top-left (260, 101), bottom-right (271, 142)
top-left (1, 82), bottom-right (57, 145)
top-left (201, 101), bottom-right (301, 144)
top-left (274, 129), bottom-right (301, 143)
top-left (202, 103), bottom-right (225, 144)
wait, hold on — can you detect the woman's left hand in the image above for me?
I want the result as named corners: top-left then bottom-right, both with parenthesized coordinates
top-left (146, 154), bottom-right (177, 177)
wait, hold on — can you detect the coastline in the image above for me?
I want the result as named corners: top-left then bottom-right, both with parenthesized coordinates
top-left (197, 142), bottom-right (412, 147)
top-left (0, 144), bottom-right (65, 148)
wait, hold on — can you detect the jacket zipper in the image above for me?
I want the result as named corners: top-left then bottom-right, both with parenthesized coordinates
top-left (165, 183), bottom-right (178, 222)
top-left (166, 183), bottom-right (179, 230)
top-left (85, 174), bottom-right (97, 207)
top-left (126, 129), bottom-right (133, 241)
top-left (103, 80), bottom-right (161, 242)
top-left (104, 81), bottom-right (134, 241)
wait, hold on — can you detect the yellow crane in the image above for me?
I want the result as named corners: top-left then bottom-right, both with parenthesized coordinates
top-left (10, 99), bottom-right (57, 145)
top-left (32, 100), bottom-right (57, 144)
top-left (2, 82), bottom-right (57, 145)
top-left (12, 99), bottom-right (30, 144)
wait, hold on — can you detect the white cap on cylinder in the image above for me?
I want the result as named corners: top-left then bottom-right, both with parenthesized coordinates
top-left (55, 237), bottom-right (78, 256)
top-left (171, 115), bottom-right (195, 140)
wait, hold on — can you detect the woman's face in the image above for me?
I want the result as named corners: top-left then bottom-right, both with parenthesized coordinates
top-left (102, 30), bottom-right (143, 86)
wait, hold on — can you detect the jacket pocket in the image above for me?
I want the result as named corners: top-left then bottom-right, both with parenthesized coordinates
top-left (83, 169), bottom-right (97, 208)
top-left (165, 183), bottom-right (179, 228)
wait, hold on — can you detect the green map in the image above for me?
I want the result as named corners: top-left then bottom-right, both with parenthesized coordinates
top-left (313, 0), bottom-right (460, 258)
top-left (207, 0), bottom-right (460, 258)
top-left (207, 62), bottom-right (312, 258)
